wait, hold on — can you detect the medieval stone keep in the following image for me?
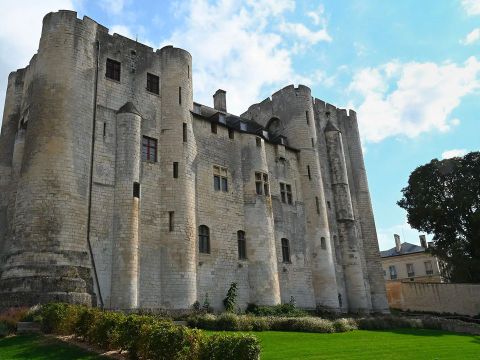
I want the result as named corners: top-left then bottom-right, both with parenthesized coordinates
top-left (0, 11), bottom-right (388, 313)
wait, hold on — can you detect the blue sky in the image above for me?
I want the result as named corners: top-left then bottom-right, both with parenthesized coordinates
top-left (0, 0), bottom-right (479, 250)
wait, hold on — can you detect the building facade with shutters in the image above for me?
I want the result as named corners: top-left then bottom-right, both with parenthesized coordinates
top-left (0, 11), bottom-right (388, 313)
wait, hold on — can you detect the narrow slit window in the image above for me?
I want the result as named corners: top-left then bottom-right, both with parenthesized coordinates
top-left (306, 111), bottom-right (309, 124)
top-left (103, 122), bottom-right (106, 137)
top-left (173, 162), bottom-right (179, 178)
top-left (169, 211), bottom-right (174, 232)
top-left (179, 87), bottom-right (182, 105)
top-left (321, 237), bottom-right (326, 250)
top-left (183, 123), bottom-right (188, 142)
top-left (315, 196), bottom-right (320, 214)
top-left (187, 65), bottom-right (190, 79)
top-left (307, 165), bottom-right (311, 180)
top-left (133, 182), bottom-right (140, 198)
top-left (327, 201), bottom-right (331, 210)
top-left (228, 128), bottom-right (234, 139)
top-left (311, 138), bottom-right (315, 147)
top-left (211, 122), bottom-right (217, 134)
top-left (281, 238), bottom-right (290, 263)
top-left (238, 230), bottom-right (246, 260)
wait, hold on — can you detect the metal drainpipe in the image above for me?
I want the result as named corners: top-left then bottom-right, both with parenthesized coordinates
top-left (86, 39), bottom-right (104, 308)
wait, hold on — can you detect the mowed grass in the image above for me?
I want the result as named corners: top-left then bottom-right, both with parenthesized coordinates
top-left (253, 329), bottom-right (480, 360)
top-left (0, 334), bottom-right (105, 360)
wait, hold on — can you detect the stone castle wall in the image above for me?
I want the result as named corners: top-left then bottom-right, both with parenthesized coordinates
top-left (0, 10), bottom-right (388, 313)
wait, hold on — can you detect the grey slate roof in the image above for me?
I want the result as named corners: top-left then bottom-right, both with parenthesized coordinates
top-left (380, 242), bottom-right (425, 258)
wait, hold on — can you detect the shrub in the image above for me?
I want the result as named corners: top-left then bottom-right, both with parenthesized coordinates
top-left (357, 316), bottom-right (423, 330)
top-left (216, 313), bottom-right (240, 331)
top-left (40, 303), bottom-right (84, 334)
top-left (201, 333), bottom-right (261, 360)
top-left (118, 314), bottom-right (160, 359)
top-left (269, 317), bottom-right (336, 333)
top-left (87, 310), bottom-right (126, 349)
top-left (245, 303), bottom-right (307, 317)
top-left (0, 307), bottom-right (30, 334)
top-left (187, 313), bottom-right (218, 330)
top-left (333, 318), bottom-right (358, 332)
top-left (223, 282), bottom-right (238, 313)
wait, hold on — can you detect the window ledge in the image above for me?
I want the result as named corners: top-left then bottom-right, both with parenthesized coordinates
top-left (105, 76), bottom-right (121, 84)
top-left (146, 89), bottom-right (160, 96)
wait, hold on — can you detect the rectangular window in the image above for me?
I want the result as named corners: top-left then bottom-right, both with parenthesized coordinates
top-left (183, 123), bottom-right (188, 142)
top-left (406, 263), bottom-right (415, 277)
top-left (255, 172), bottom-right (269, 196)
top-left (228, 128), bottom-right (234, 139)
top-left (280, 183), bottom-right (293, 205)
top-left (306, 111), bottom-right (309, 124)
top-left (238, 231), bottom-right (247, 260)
top-left (106, 58), bottom-right (121, 81)
top-left (142, 136), bottom-right (158, 162)
top-left (307, 165), bottom-right (311, 180)
top-left (389, 265), bottom-right (397, 280)
top-left (213, 165), bottom-right (228, 192)
top-left (321, 237), bottom-right (326, 250)
top-left (315, 196), bottom-right (320, 214)
top-left (281, 238), bottom-right (290, 263)
top-left (240, 122), bottom-right (247, 131)
top-left (211, 122), bottom-right (217, 134)
top-left (311, 138), bottom-right (315, 147)
top-left (173, 162), bottom-right (179, 178)
top-left (168, 211), bottom-right (174, 232)
top-left (146, 73), bottom-right (159, 94)
top-left (103, 122), bottom-right (106, 137)
top-left (133, 182), bottom-right (140, 198)
top-left (425, 261), bottom-right (433, 275)
top-left (179, 87), bottom-right (182, 105)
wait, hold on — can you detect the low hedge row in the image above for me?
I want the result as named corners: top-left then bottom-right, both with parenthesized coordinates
top-left (187, 313), bottom-right (358, 333)
top-left (39, 303), bottom-right (260, 360)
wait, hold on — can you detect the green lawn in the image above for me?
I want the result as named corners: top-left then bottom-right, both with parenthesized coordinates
top-left (254, 329), bottom-right (480, 360)
top-left (1, 329), bottom-right (479, 359)
top-left (0, 335), bottom-right (105, 360)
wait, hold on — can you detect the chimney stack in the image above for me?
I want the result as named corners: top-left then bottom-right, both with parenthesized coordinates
top-left (419, 235), bottom-right (427, 249)
top-left (213, 89), bottom-right (227, 113)
top-left (394, 234), bottom-right (401, 252)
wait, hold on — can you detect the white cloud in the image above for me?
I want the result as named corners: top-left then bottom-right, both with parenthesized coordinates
top-left (462, 0), bottom-right (480, 15)
top-left (307, 5), bottom-right (326, 26)
top-left (461, 28), bottom-right (480, 44)
top-left (441, 148), bottom-right (468, 159)
top-left (99, 0), bottom-right (127, 15)
top-left (377, 220), bottom-right (431, 251)
top-left (278, 21), bottom-right (332, 45)
top-left (109, 24), bottom-right (134, 39)
top-left (161, 0), bottom-right (310, 115)
top-left (0, 0), bottom-right (74, 126)
top-left (349, 57), bottom-right (480, 142)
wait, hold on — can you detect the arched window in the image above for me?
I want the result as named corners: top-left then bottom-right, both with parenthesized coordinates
top-left (237, 231), bottom-right (246, 260)
top-left (199, 225), bottom-right (210, 254)
top-left (281, 238), bottom-right (290, 263)
top-left (321, 237), bottom-right (327, 250)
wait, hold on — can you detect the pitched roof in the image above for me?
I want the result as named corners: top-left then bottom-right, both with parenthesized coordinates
top-left (380, 242), bottom-right (425, 258)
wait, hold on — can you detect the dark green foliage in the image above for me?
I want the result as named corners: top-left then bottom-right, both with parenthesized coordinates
top-left (246, 303), bottom-right (308, 317)
top-left (200, 333), bottom-right (261, 360)
top-left (192, 301), bottom-right (201, 311)
top-left (40, 303), bottom-right (84, 334)
top-left (398, 151), bottom-right (480, 282)
top-left (223, 282), bottom-right (238, 313)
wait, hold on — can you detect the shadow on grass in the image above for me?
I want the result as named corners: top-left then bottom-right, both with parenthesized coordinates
top-left (0, 335), bottom-right (105, 360)
top-left (368, 328), bottom-right (480, 343)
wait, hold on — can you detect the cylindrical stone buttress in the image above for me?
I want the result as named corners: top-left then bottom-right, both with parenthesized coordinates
top-left (241, 135), bottom-right (281, 306)
top-left (271, 85), bottom-right (339, 310)
top-left (325, 125), bottom-right (369, 312)
top-left (110, 105), bottom-right (142, 309)
top-left (158, 46), bottom-right (197, 309)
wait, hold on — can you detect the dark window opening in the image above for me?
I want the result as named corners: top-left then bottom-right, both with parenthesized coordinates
top-left (187, 65), bottom-right (190, 79)
top-left (183, 123), bottom-right (188, 142)
top-left (199, 225), bottom-right (210, 254)
top-left (255, 172), bottom-right (269, 196)
top-left (406, 263), bottom-right (415, 277)
top-left (103, 122), bottom-right (106, 137)
top-left (228, 128), bottom-right (234, 139)
top-left (211, 122), bottom-right (217, 134)
top-left (169, 211), bottom-right (174, 232)
top-left (142, 136), bottom-right (158, 162)
top-left (173, 162), bottom-right (179, 178)
top-left (321, 237), bottom-right (326, 250)
top-left (146, 73), bottom-right (159, 94)
top-left (389, 265), bottom-right (397, 280)
top-left (306, 111), bottom-right (309, 124)
top-left (315, 196), bottom-right (320, 214)
top-left (311, 138), bottom-right (315, 147)
top-left (179, 87), bottom-right (182, 105)
top-left (281, 238), bottom-right (290, 263)
top-left (307, 165), bottom-right (311, 180)
top-left (106, 58), bottom-right (121, 81)
top-left (238, 230), bottom-right (246, 260)
top-left (327, 201), bottom-right (331, 210)
top-left (213, 166), bottom-right (228, 192)
top-left (133, 182), bottom-right (140, 198)
top-left (256, 137), bottom-right (262, 147)
top-left (280, 182), bottom-right (293, 205)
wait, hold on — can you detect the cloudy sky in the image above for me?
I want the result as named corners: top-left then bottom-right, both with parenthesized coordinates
top-left (0, 0), bottom-right (479, 250)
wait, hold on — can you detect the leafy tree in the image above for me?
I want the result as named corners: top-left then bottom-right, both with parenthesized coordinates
top-left (397, 151), bottom-right (480, 283)
top-left (223, 282), bottom-right (238, 313)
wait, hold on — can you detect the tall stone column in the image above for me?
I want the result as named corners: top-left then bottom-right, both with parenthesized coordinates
top-left (110, 103), bottom-right (141, 309)
top-left (325, 121), bottom-right (369, 312)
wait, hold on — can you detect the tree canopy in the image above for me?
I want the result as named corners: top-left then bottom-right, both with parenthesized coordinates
top-left (397, 151), bottom-right (480, 283)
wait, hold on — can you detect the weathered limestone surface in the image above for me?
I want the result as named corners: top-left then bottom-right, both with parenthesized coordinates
top-left (0, 11), bottom-right (388, 313)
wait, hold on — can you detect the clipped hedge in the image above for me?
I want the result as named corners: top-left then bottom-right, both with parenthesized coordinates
top-left (38, 303), bottom-right (261, 360)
